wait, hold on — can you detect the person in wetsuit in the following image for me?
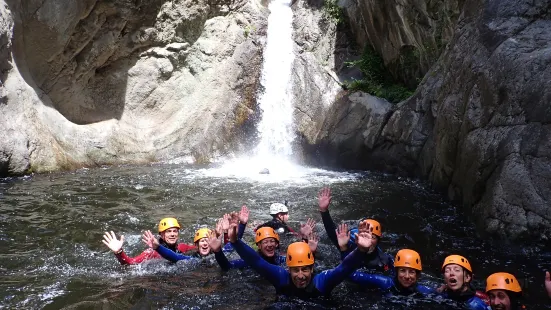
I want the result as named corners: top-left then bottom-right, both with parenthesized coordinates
top-left (228, 220), bottom-right (375, 299)
top-left (546, 271), bottom-right (551, 298)
top-left (142, 227), bottom-right (213, 261)
top-left (486, 272), bottom-right (524, 310)
top-left (318, 187), bottom-right (393, 274)
top-left (347, 248), bottom-right (435, 296)
top-left (439, 255), bottom-right (489, 309)
top-left (255, 202), bottom-right (316, 242)
top-left (210, 226), bottom-right (287, 270)
top-left (102, 217), bottom-right (195, 265)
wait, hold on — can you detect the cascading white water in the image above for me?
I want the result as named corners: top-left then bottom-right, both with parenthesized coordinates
top-left (254, 0), bottom-right (295, 160)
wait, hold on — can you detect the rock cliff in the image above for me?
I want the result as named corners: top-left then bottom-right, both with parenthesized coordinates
top-left (306, 0), bottom-right (551, 243)
top-left (0, 0), bottom-right (267, 175)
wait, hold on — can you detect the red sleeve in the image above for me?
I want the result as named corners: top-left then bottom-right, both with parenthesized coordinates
top-left (475, 291), bottom-right (490, 305)
top-left (177, 243), bottom-right (196, 252)
top-left (115, 249), bottom-right (159, 265)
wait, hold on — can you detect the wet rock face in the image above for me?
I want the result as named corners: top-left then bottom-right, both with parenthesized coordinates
top-left (340, 0), bottom-right (462, 88)
top-left (0, 0), bottom-right (266, 175)
top-left (310, 0), bottom-right (551, 243)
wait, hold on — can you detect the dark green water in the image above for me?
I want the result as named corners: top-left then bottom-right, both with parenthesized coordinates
top-left (0, 163), bottom-right (549, 309)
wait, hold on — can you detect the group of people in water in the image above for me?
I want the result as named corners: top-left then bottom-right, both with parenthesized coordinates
top-left (101, 187), bottom-right (551, 309)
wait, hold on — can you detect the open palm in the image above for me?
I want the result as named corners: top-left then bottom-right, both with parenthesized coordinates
top-left (102, 231), bottom-right (124, 253)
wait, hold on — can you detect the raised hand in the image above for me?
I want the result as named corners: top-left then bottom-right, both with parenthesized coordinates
top-left (307, 232), bottom-right (320, 253)
top-left (238, 205), bottom-right (249, 224)
top-left (300, 218), bottom-right (316, 239)
top-left (358, 220), bottom-right (370, 233)
top-left (229, 212), bottom-right (239, 226)
top-left (336, 223), bottom-right (350, 251)
top-left (142, 230), bottom-right (160, 250)
top-left (546, 271), bottom-right (551, 297)
top-left (215, 218), bottom-right (223, 237)
top-left (318, 187), bottom-right (331, 212)
top-left (228, 223), bottom-right (238, 243)
top-left (354, 226), bottom-right (374, 252)
top-left (102, 231), bottom-right (124, 253)
top-left (207, 230), bottom-right (222, 253)
top-left (221, 214), bottom-right (230, 231)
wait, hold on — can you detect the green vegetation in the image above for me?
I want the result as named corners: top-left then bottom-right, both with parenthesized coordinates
top-left (323, 0), bottom-right (345, 25)
top-left (345, 46), bottom-right (416, 103)
top-left (243, 25), bottom-right (256, 38)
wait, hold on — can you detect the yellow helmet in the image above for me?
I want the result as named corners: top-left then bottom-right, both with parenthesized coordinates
top-left (193, 228), bottom-right (211, 243)
top-left (255, 227), bottom-right (280, 244)
top-left (286, 242), bottom-right (314, 267)
top-left (442, 255), bottom-right (472, 273)
top-left (394, 249), bottom-right (422, 271)
top-left (362, 219), bottom-right (382, 237)
top-left (158, 217), bottom-right (181, 233)
top-left (485, 272), bottom-right (522, 293)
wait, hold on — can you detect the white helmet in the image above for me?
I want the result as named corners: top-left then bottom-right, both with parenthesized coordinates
top-left (269, 203), bottom-right (288, 215)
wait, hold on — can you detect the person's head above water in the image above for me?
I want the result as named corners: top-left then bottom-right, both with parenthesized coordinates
top-left (194, 228), bottom-right (212, 256)
top-left (394, 249), bottom-right (422, 289)
top-left (442, 255), bottom-right (473, 293)
top-left (269, 203), bottom-right (289, 223)
top-left (356, 219), bottom-right (382, 247)
top-left (158, 217), bottom-right (181, 246)
top-left (486, 272), bottom-right (522, 310)
top-left (255, 227), bottom-right (280, 258)
top-left (286, 242), bottom-right (315, 289)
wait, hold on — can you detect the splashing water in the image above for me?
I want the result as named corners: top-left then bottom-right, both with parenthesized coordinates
top-left (254, 0), bottom-right (295, 161)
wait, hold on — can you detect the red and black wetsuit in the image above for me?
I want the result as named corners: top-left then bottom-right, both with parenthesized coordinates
top-left (115, 240), bottom-right (195, 265)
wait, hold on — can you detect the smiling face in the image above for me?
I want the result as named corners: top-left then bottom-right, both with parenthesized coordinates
top-left (396, 267), bottom-right (418, 288)
top-left (160, 227), bottom-right (179, 245)
top-left (289, 265), bottom-right (313, 288)
top-left (196, 238), bottom-right (210, 256)
top-left (444, 264), bottom-right (471, 291)
top-left (488, 290), bottom-right (512, 310)
top-left (258, 237), bottom-right (278, 257)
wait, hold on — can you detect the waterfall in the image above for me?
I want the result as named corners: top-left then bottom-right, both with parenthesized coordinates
top-left (254, 0), bottom-right (295, 160)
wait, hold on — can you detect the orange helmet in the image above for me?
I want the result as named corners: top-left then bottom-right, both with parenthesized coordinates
top-left (158, 217), bottom-right (181, 233)
top-left (394, 249), bottom-right (422, 271)
top-left (255, 227), bottom-right (280, 244)
top-left (442, 255), bottom-right (472, 273)
top-left (193, 228), bottom-right (211, 243)
top-left (286, 242), bottom-right (314, 267)
top-left (362, 219), bottom-right (382, 237)
top-left (485, 272), bottom-right (522, 293)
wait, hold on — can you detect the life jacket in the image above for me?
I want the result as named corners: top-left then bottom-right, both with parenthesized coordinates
top-left (364, 247), bottom-right (393, 273)
top-left (276, 275), bottom-right (323, 299)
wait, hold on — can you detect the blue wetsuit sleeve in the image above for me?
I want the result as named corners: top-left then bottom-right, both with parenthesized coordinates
top-left (416, 284), bottom-right (436, 295)
top-left (348, 271), bottom-right (394, 290)
top-left (320, 211), bottom-right (339, 248)
top-left (214, 251), bottom-right (248, 271)
top-left (232, 239), bottom-right (289, 288)
top-left (238, 222), bottom-right (246, 240)
top-left (156, 245), bottom-right (193, 262)
top-left (313, 248), bottom-right (365, 294)
top-left (466, 297), bottom-right (491, 310)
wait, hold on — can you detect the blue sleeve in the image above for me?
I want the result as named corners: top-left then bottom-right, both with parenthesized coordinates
top-left (348, 271), bottom-right (394, 290)
top-left (313, 248), bottom-right (365, 294)
top-left (347, 228), bottom-right (359, 251)
top-left (156, 245), bottom-right (193, 262)
top-left (416, 284), bottom-right (436, 295)
top-left (320, 211), bottom-right (339, 248)
top-left (277, 255), bottom-right (286, 265)
top-left (238, 222), bottom-right (246, 240)
top-left (466, 297), bottom-right (491, 310)
top-left (232, 239), bottom-right (289, 288)
top-left (214, 250), bottom-right (248, 271)
top-left (222, 243), bottom-right (234, 252)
